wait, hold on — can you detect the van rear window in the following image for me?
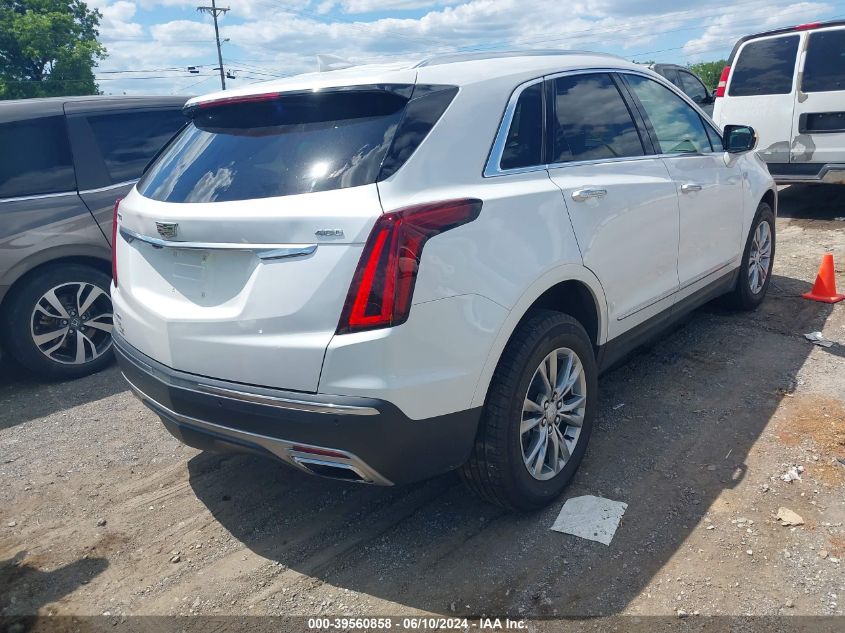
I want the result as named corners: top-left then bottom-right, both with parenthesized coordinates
top-left (137, 86), bottom-right (453, 203)
top-left (729, 35), bottom-right (799, 96)
top-left (803, 29), bottom-right (845, 93)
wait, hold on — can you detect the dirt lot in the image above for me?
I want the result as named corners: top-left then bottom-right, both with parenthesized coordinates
top-left (1, 185), bottom-right (844, 625)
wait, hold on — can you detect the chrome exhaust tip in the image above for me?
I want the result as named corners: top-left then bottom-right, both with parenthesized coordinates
top-left (291, 456), bottom-right (370, 483)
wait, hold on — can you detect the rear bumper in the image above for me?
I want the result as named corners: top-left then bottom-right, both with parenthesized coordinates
top-left (114, 334), bottom-right (481, 485)
top-left (768, 162), bottom-right (845, 184)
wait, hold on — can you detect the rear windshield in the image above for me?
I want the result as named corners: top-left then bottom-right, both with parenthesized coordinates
top-left (138, 87), bottom-right (414, 203)
top-left (803, 29), bottom-right (845, 93)
top-left (729, 35), bottom-right (799, 96)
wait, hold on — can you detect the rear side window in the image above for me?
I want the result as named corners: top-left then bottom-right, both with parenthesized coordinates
top-left (729, 35), bottom-right (799, 96)
top-left (803, 29), bottom-right (845, 93)
top-left (138, 88), bottom-right (412, 203)
top-left (500, 82), bottom-right (543, 170)
top-left (551, 73), bottom-right (644, 163)
top-left (87, 109), bottom-right (186, 185)
top-left (679, 71), bottom-right (709, 105)
top-left (0, 116), bottom-right (75, 199)
top-left (626, 75), bottom-right (712, 154)
top-left (661, 68), bottom-right (683, 89)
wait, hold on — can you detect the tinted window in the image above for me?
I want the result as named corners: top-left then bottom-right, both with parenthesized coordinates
top-left (679, 71), bottom-right (709, 104)
top-left (500, 82), bottom-right (543, 170)
top-left (551, 73), bottom-right (644, 163)
top-left (803, 29), bottom-right (845, 93)
top-left (379, 85), bottom-right (458, 180)
top-left (704, 122), bottom-right (724, 152)
top-left (626, 75), bottom-right (712, 154)
top-left (0, 116), bottom-right (75, 198)
top-left (138, 89), bottom-right (408, 203)
top-left (729, 35), bottom-right (799, 96)
top-left (661, 67), bottom-right (683, 89)
top-left (87, 109), bottom-right (186, 185)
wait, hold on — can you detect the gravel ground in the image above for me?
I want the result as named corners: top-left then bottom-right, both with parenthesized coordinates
top-left (1, 184), bottom-right (844, 624)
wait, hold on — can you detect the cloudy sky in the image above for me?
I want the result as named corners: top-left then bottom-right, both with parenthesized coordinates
top-left (89, 0), bottom-right (845, 95)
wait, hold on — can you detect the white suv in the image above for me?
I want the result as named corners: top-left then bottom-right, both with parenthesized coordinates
top-left (112, 52), bottom-right (776, 510)
top-left (713, 20), bottom-right (845, 184)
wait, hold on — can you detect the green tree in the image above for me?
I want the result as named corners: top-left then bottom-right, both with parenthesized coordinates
top-left (688, 59), bottom-right (728, 92)
top-left (0, 0), bottom-right (106, 100)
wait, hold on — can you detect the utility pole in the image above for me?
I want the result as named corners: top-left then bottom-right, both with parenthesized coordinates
top-left (197, 0), bottom-right (229, 90)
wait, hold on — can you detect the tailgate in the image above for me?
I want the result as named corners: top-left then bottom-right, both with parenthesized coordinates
top-left (112, 185), bottom-right (380, 392)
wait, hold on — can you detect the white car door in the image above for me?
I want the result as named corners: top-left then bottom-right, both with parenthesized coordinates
top-left (792, 26), bottom-right (845, 165)
top-left (545, 73), bottom-right (680, 339)
top-left (623, 73), bottom-right (744, 290)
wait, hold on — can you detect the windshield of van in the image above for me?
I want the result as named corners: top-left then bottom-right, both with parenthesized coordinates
top-left (137, 88), bottom-right (409, 203)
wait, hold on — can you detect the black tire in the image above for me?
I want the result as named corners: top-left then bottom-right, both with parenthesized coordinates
top-left (1, 264), bottom-right (114, 380)
top-left (459, 310), bottom-right (597, 511)
top-left (724, 202), bottom-right (776, 311)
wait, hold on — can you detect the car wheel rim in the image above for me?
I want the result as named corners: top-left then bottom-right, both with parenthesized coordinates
top-left (748, 220), bottom-right (772, 295)
top-left (30, 282), bottom-right (113, 366)
top-left (520, 347), bottom-right (587, 481)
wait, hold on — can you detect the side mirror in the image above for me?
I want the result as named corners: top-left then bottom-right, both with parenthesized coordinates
top-left (723, 125), bottom-right (757, 153)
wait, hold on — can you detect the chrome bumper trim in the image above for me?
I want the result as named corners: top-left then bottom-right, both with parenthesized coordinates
top-left (119, 226), bottom-right (317, 260)
top-left (124, 374), bottom-right (392, 485)
top-left (194, 383), bottom-right (379, 416)
top-left (113, 334), bottom-right (378, 417)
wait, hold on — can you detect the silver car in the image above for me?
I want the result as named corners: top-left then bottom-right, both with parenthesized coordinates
top-left (0, 96), bottom-right (187, 379)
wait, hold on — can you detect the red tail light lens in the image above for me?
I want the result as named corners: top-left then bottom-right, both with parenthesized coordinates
top-left (795, 22), bottom-right (821, 31)
top-left (715, 65), bottom-right (731, 98)
top-left (193, 91), bottom-right (283, 110)
top-left (111, 198), bottom-right (122, 287)
top-left (337, 198), bottom-right (482, 334)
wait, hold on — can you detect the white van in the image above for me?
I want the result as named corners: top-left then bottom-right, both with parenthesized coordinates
top-left (713, 20), bottom-right (845, 184)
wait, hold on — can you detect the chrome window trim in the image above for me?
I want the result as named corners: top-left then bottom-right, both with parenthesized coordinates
top-left (119, 226), bottom-right (317, 260)
top-left (78, 179), bottom-right (137, 195)
top-left (483, 76), bottom-right (545, 178)
top-left (484, 67), bottom-right (719, 178)
top-left (0, 190), bottom-right (77, 204)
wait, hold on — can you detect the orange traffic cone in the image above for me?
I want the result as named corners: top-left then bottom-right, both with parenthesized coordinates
top-left (803, 253), bottom-right (845, 303)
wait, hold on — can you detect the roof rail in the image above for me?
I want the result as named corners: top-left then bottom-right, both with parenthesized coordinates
top-left (727, 19), bottom-right (845, 63)
top-left (413, 49), bottom-right (624, 68)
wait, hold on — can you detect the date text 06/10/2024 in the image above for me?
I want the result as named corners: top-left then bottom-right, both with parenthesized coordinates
top-left (306, 617), bottom-right (528, 630)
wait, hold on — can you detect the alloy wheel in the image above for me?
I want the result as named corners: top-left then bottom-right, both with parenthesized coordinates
top-left (748, 219), bottom-right (772, 294)
top-left (30, 282), bottom-right (113, 366)
top-left (520, 347), bottom-right (587, 481)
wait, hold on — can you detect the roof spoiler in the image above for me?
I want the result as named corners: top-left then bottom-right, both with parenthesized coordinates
top-left (317, 54), bottom-right (356, 72)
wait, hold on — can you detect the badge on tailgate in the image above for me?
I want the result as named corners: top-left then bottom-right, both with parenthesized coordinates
top-left (155, 222), bottom-right (179, 240)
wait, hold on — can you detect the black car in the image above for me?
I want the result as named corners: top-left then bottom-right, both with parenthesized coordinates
top-left (648, 63), bottom-right (715, 116)
top-left (0, 96), bottom-right (188, 379)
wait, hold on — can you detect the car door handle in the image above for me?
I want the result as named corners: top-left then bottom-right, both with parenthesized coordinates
top-left (571, 188), bottom-right (608, 202)
top-left (681, 183), bottom-right (703, 194)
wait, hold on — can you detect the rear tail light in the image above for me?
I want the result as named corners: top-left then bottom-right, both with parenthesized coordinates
top-left (795, 22), bottom-right (821, 31)
top-left (111, 198), bottom-right (122, 287)
top-left (337, 198), bottom-right (482, 334)
top-left (715, 65), bottom-right (731, 98)
top-left (191, 91), bottom-right (283, 111)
